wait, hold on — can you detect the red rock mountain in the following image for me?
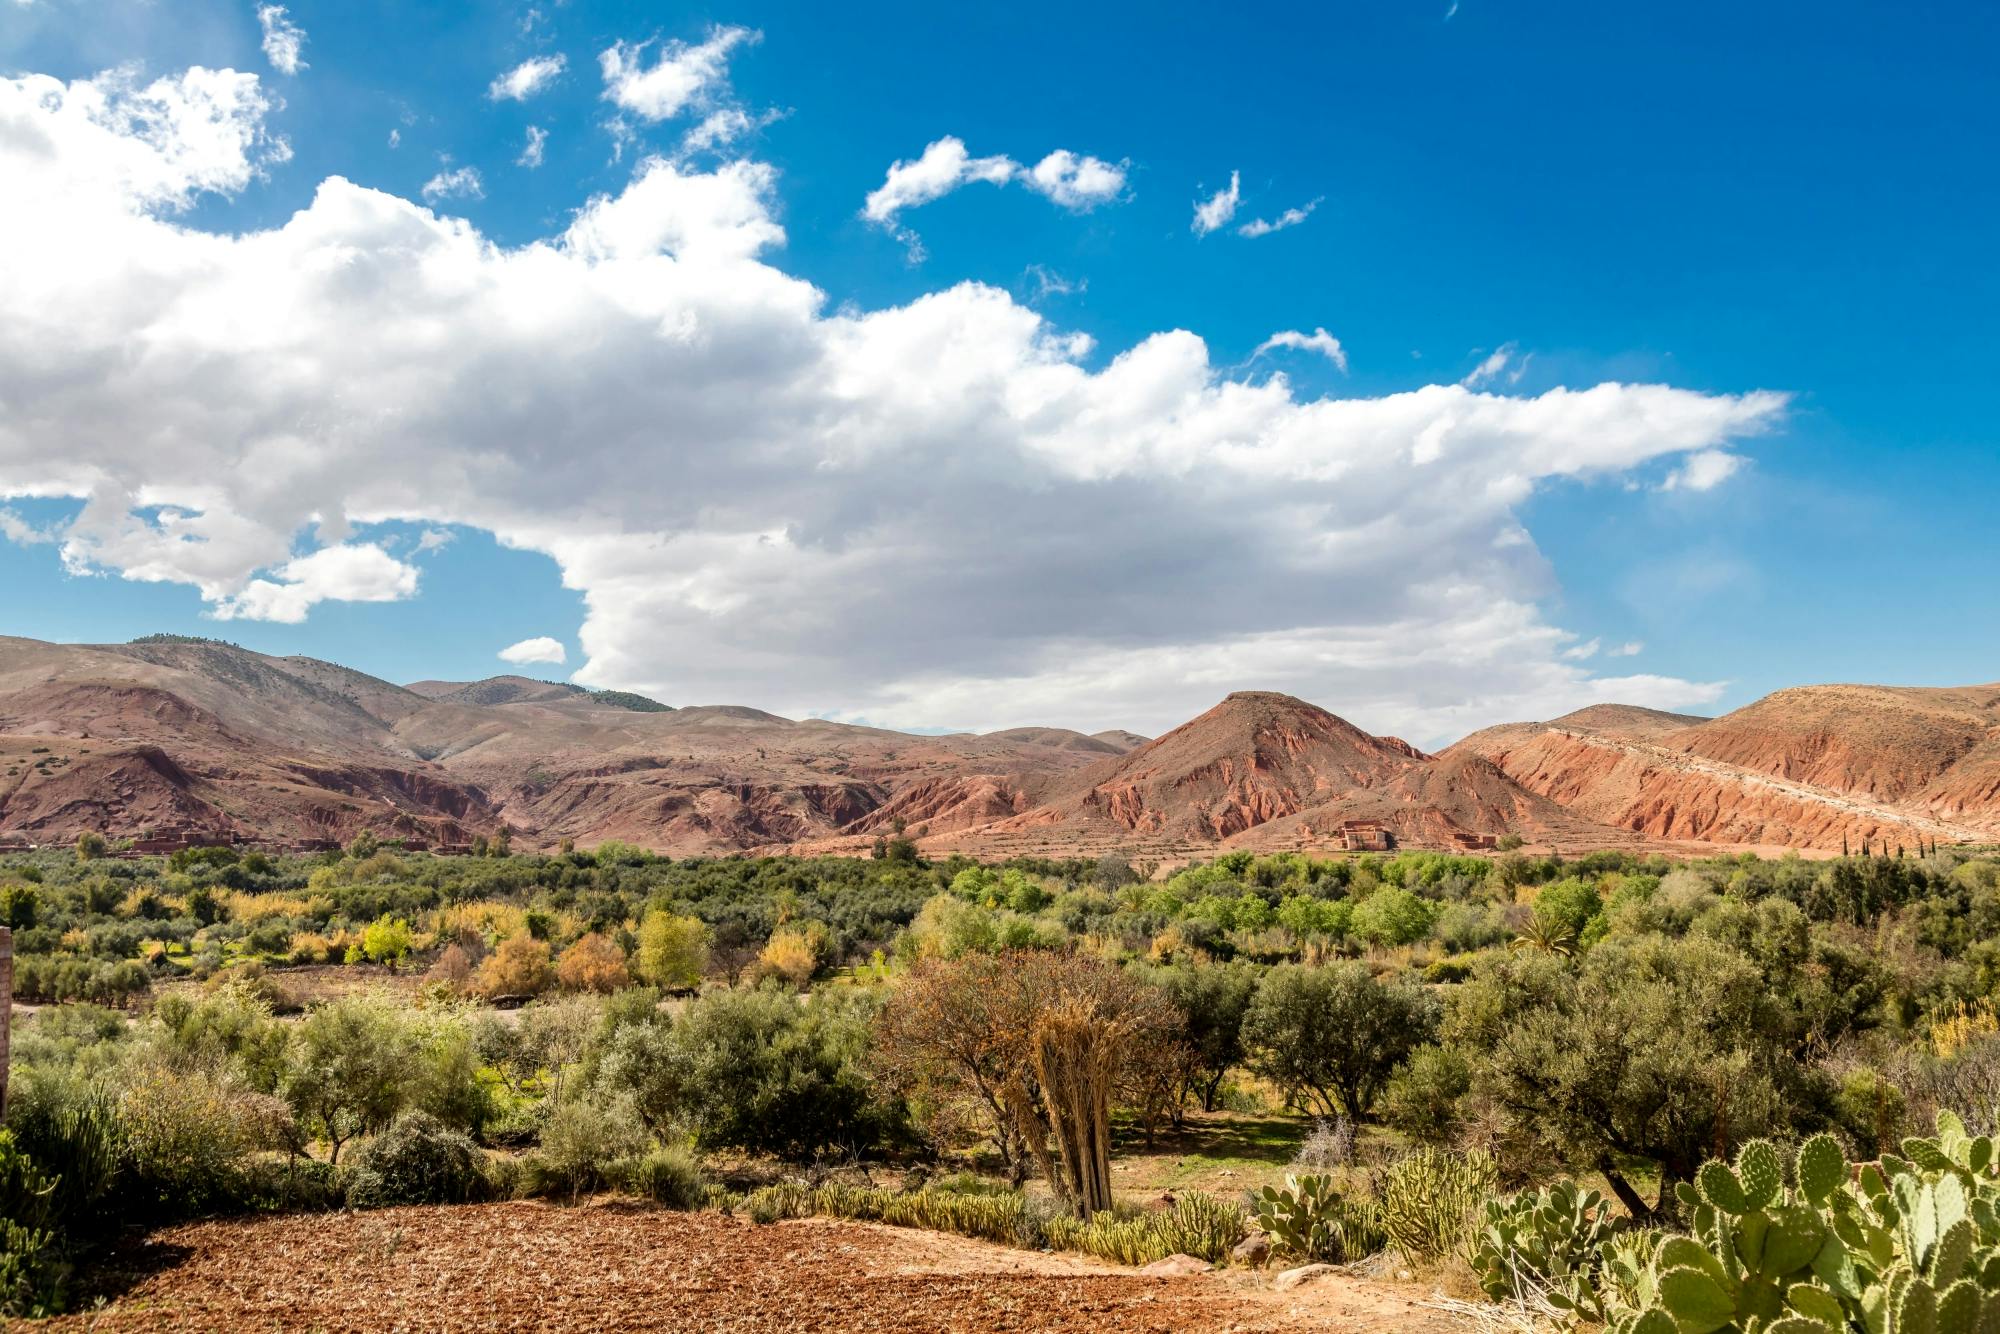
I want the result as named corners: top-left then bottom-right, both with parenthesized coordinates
top-left (0, 636), bottom-right (1132, 854)
top-left (6, 634), bottom-right (1995, 858)
top-left (1452, 684), bottom-right (2000, 852)
top-left (915, 692), bottom-right (1623, 859)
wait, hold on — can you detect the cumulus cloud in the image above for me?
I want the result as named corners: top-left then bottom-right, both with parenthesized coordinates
top-left (489, 54), bottom-right (566, 101)
top-left (518, 125), bottom-right (547, 168)
top-left (256, 5), bottom-right (307, 76)
top-left (1239, 197), bottom-right (1319, 238)
top-left (0, 62), bottom-right (1788, 745)
top-left (216, 544), bottom-right (420, 623)
top-left (862, 136), bottom-right (1017, 256)
top-left (414, 528), bottom-right (455, 554)
top-left (499, 635), bottom-right (567, 665)
top-left (1192, 170), bottom-right (1240, 236)
top-left (421, 165), bottom-right (483, 202)
top-left (1022, 150), bottom-right (1126, 209)
top-left (1252, 328), bottom-right (1348, 373)
top-left (864, 140), bottom-right (1130, 257)
top-left (6, 65), bottom-right (290, 212)
top-left (1662, 448), bottom-right (1744, 492)
top-left (1609, 640), bottom-right (1644, 656)
top-left (600, 26), bottom-right (756, 123)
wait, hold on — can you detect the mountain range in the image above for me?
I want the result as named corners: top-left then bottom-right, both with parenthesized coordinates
top-left (1, 634), bottom-right (1995, 859)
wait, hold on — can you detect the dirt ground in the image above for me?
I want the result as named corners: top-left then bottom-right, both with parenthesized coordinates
top-left (40, 1200), bottom-right (1472, 1333)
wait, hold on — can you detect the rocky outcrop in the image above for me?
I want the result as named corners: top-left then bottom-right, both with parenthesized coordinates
top-left (1452, 706), bottom-right (1999, 852)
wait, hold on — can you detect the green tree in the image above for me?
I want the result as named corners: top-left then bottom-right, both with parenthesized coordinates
top-left (0, 883), bottom-right (38, 931)
top-left (1242, 962), bottom-right (1436, 1118)
top-left (635, 910), bottom-right (710, 990)
top-left (73, 831), bottom-right (107, 862)
top-left (361, 915), bottom-right (414, 966)
top-left (1529, 878), bottom-right (1604, 944)
top-left (1381, 1043), bottom-right (1472, 1145)
top-left (1154, 961), bottom-right (1258, 1111)
top-left (282, 997), bottom-right (418, 1165)
top-left (1349, 886), bottom-right (1439, 947)
top-left (1277, 894), bottom-right (1353, 941)
top-left (1444, 933), bottom-right (1821, 1221)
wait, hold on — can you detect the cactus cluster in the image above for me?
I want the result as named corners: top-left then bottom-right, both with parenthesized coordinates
top-left (1380, 1146), bottom-right (1499, 1264)
top-left (1251, 1172), bottom-right (1385, 1264)
top-left (1469, 1180), bottom-right (1618, 1316)
top-left (1607, 1112), bottom-right (2000, 1334)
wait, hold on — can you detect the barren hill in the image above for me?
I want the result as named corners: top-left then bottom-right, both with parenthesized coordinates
top-left (0, 637), bottom-right (1113, 854)
top-left (915, 691), bottom-right (1629, 857)
top-left (8, 634), bottom-right (1994, 858)
top-left (1452, 682), bottom-right (2000, 852)
top-left (990, 692), bottom-right (1431, 843)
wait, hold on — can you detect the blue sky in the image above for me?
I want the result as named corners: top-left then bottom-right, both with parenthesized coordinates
top-left (0, 0), bottom-right (1994, 742)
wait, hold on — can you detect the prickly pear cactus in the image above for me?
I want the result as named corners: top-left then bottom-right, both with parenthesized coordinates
top-left (1251, 1173), bottom-right (1373, 1264)
top-left (1470, 1180), bottom-right (1617, 1316)
top-left (1602, 1117), bottom-right (2000, 1334)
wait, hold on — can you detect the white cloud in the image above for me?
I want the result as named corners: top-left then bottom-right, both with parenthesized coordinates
top-left (0, 508), bottom-right (53, 544)
top-left (414, 528), bottom-right (455, 554)
top-left (489, 54), bottom-right (566, 102)
top-left (1192, 170), bottom-right (1240, 236)
top-left (257, 5), bottom-right (307, 76)
top-left (1609, 640), bottom-right (1643, 657)
top-left (421, 165), bottom-right (483, 203)
top-left (4, 65), bottom-right (290, 212)
top-left (864, 137), bottom-right (1016, 219)
top-left (518, 125), bottom-right (547, 168)
top-left (1024, 265), bottom-right (1082, 301)
top-left (864, 140), bottom-right (1132, 256)
top-left (0, 62), bottom-right (1790, 746)
top-left (862, 136), bottom-right (1018, 259)
top-left (1239, 196), bottom-right (1319, 238)
top-left (600, 26), bottom-right (756, 123)
top-left (499, 635), bottom-right (567, 665)
top-left (1462, 342), bottom-right (1517, 387)
top-left (388, 128), bottom-right (401, 149)
top-left (1560, 637), bottom-right (1600, 661)
top-left (215, 544), bottom-right (420, 623)
top-left (1022, 150), bottom-right (1127, 210)
top-left (1662, 448), bottom-right (1744, 492)
top-left (1252, 328), bottom-right (1348, 373)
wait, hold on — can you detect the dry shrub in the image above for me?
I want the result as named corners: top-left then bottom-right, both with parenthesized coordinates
top-left (288, 932), bottom-right (336, 965)
top-left (427, 944), bottom-right (476, 994)
top-left (220, 890), bottom-right (311, 921)
top-left (876, 950), bottom-right (1177, 1217)
top-left (753, 923), bottom-right (827, 989)
top-left (555, 933), bottom-right (630, 994)
top-left (477, 932), bottom-right (554, 999)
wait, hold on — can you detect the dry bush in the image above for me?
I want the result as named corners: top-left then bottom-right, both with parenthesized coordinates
top-left (477, 932), bottom-right (555, 999)
top-left (876, 950), bottom-right (1177, 1216)
top-left (427, 944), bottom-right (476, 995)
top-left (555, 933), bottom-right (630, 994)
top-left (753, 923), bottom-right (828, 989)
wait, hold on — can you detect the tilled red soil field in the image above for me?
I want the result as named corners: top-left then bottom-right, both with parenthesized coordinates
top-left (37, 1200), bottom-right (1469, 1333)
